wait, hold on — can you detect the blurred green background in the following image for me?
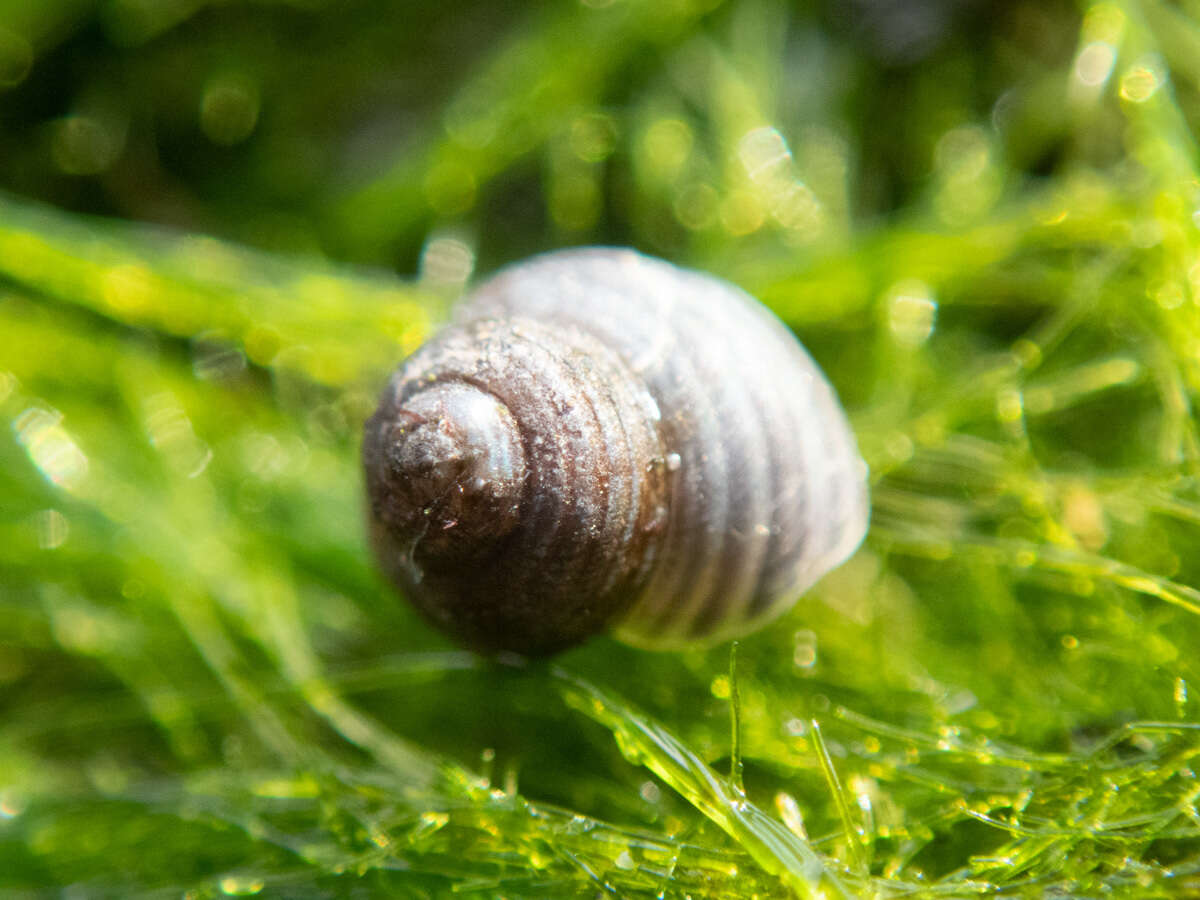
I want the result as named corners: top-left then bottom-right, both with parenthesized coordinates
top-left (5, 0), bottom-right (1200, 896)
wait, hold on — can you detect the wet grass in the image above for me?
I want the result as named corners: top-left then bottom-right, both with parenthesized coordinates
top-left (4, 0), bottom-right (1200, 896)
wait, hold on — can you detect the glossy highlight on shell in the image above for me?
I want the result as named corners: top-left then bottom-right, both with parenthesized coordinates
top-left (363, 248), bottom-right (869, 655)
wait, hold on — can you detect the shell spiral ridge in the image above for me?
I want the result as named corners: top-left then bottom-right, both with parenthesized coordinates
top-left (364, 247), bottom-right (868, 654)
top-left (364, 313), bottom-right (670, 654)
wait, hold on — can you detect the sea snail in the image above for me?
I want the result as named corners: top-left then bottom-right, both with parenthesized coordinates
top-left (363, 248), bottom-right (869, 656)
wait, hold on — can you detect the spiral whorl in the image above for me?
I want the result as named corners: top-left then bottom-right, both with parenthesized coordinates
top-left (364, 315), bottom-right (669, 655)
top-left (364, 247), bottom-right (869, 654)
top-left (364, 381), bottom-right (525, 561)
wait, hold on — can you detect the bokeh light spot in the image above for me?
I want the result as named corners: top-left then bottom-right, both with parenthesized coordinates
top-left (569, 112), bottom-right (617, 163)
top-left (35, 509), bottom-right (69, 550)
top-left (51, 115), bottom-right (125, 176)
top-left (1118, 57), bottom-right (1165, 104)
top-left (933, 125), bottom-right (1000, 225)
top-left (0, 28), bottom-right (32, 88)
top-left (14, 406), bottom-right (88, 492)
top-left (738, 126), bottom-right (825, 239)
top-left (1075, 42), bottom-right (1115, 88)
top-left (673, 182), bottom-right (718, 230)
top-left (201, 74), bottom-right (261, 146)
top-left (419, 235), bottom-right (475, 290)
top-left (885, 280), bottom-right (937, 347)
top-left (638, 118), bottom-right (692, 184)
top-left (792, 629), bottom-right (818, 670)
top-left (1081, 2), bottom-right (1126, 45)
top-left (719, 189), bottom-right (764, 236)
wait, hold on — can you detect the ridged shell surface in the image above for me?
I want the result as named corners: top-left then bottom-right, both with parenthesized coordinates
top-left (363, 247), bottom-right (868, 655)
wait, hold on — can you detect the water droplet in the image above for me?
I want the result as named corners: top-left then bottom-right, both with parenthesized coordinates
top-left (775, 792), bottom-right (807, 838)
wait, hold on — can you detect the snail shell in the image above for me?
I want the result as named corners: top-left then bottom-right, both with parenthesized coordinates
top-left (363, 248), bottom-right (868, 655)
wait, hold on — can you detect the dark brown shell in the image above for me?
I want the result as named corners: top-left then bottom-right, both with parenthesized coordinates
top-left (363, 248), bottom-right (868, 655)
